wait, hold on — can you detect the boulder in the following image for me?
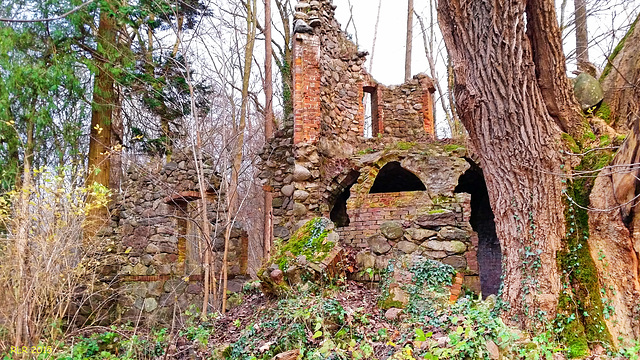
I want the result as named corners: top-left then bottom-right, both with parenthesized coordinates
top-left (380, 221), bottom-right (404, 240)
top-left (405, 228), bottom-right (437, 243)
top-left (573, 73), bottom-right (604, 111)
top-left (385, 308), bottom-right (403, 321)
top-left (270, 269), bottom-right (284, 283)
top-left (396, 240), bottom-right (419, 254)
top-left (367, 234), bottom-right (391, 254)
top-left (423, 240), bottom-right (467, 253)
top-left (434, 220), bottom-right (467, 238)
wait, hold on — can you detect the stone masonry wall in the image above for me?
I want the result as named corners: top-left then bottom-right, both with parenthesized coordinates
top-left (281, 0), bottom-right (437, 229)
top-left (101, 152), bottom-right (248, 325)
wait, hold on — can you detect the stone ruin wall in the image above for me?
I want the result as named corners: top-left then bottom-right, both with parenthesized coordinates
top-left (261, 0), bottom-right (438, 238)
top-left (96, 152), bottom-right (248, 325)
top-left (259, 0), bottom-right (500, 295)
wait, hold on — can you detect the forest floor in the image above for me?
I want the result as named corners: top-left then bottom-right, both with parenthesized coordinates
top-left (40, 269), bottom-right (640, 360)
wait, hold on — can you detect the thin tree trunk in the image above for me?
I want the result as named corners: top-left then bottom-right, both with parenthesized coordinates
top-left (368, 0), bottom-right (382, 73)
top-left (405, 0), bottom-right (413, 82)
top-left (439, 0), bottom-right (567, 328)
top-left (574, 0), bottom-right (593, 75)
top-left (222, 0), bottom-right (257, 313)
top-left (14, 117), bottom-right (34, 348)
top-left (184, 59), bottom-right (215, 319)
top-left (109, 87), bottom-right (123, 190)
top-left (263, 0), bottom-right (274, 259)
top-left (415, 11), bottom-right (459, 138)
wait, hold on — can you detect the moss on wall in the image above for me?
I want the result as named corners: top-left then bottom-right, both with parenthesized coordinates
top-left (275, 217), bottom-right (334, 270)
top-left (557, 145), bottom-right (614, 356)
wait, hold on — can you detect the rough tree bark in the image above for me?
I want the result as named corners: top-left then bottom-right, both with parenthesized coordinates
top-left (86, 3), bottom-right (116, 235)
top-left (438, 0), bottom-right (569, 328)
top-left (587, 15), bottom-right (640, 345)
top-left (525, 0), bottom-right (584, 137)
top-left (600, 16), bottom-right (640, 132)
top-left (439, 0), bottom-right (640, 347)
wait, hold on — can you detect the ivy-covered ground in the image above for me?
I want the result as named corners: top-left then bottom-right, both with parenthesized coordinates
top-left (8, 257), bottom-right (640, 360)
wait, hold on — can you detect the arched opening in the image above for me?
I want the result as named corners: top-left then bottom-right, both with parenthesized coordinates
top-left (330, 170), bottom-right (360, 227)
top-left (369, 161), bottom-right (426, 194)
top-left (454, 159), bottom-right (502, 296)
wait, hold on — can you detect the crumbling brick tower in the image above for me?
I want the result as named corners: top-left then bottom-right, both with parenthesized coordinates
top-left (260, 0), bottom-right (503, 296)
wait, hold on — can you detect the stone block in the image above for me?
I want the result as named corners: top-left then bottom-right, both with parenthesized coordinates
top-left (164, 279), bottom-right (187, 293)
top-left (423, 240), bottom-right (467, 253)
top-left (143, 297), bottom-right (158, 312)
top-left (293, 202), bottom-right (307, 217)
top-left (355, 250), bottom-right (376, 269)
top-left (415, 210), bottom-right (457, 228)
top-left (438, 226), bottom-right (469, 241)
top-left (293, 190), bottom-right (310, 201)
top-left (405, 228), bottom-right (437, 243)
top-left (442, 255), bottom-right (467, 270)
top-left (380, 221), bottom-right (404, 240)
top-left (281, 184), bottom-right (295, 197)
top-left (396, 240), bottom-right (419, 254)
top-left (293, 164), bottom-right (312, 181)
top-left (367, 234), bottom-right (391, 255)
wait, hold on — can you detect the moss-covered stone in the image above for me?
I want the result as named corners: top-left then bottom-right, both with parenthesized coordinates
top-left (275, 217), bottom-right (335, 270)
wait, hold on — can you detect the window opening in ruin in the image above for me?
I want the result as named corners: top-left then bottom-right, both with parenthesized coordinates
top-left (330, 170), bottom-right (360, 227)
top-left (174, 201), bottom-right (201, 277)
top-left (363, 86), bottom-right (379, 138)
top-left (454, 159), bottom-right (502, 297)
top-left (369, 161), bottom-right (426, 193)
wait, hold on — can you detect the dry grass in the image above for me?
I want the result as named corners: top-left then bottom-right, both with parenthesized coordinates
top-left (0, 171), bottom-right (113, 351)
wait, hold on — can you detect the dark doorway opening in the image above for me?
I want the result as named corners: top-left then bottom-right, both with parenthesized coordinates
top-left (454, 159), bottom-right (502, 296)
top-left (369, 161), bottom-right (426, 194)
top-left (330, 170), bottom-right (360, 227)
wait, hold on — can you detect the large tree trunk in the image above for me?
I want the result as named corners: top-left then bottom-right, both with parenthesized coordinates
top-left (600, 16), bottom-right (640, 132)
top-left (525, 0), bottom-right (584, 137)
top-left (573, 0), bottom-right (594, 75)
top-left (438, 0), bottom-right (568, 328)
top-left (86, 4), bottom-right (116, 235)
top-left (586, 15), bottom-right (640, 346)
